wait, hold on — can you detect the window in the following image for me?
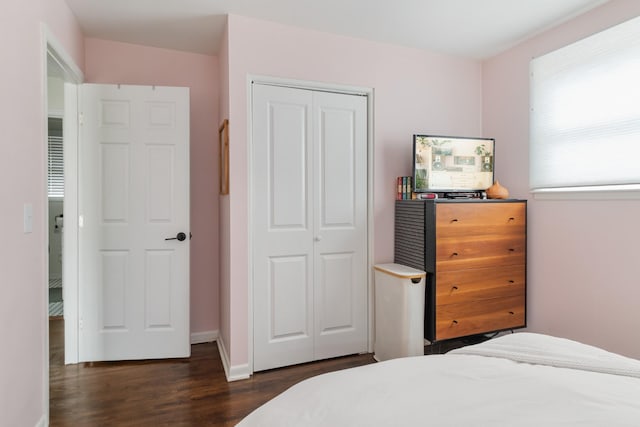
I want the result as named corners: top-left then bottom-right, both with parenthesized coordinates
top-left (48, 118), bottom-right (64, 198)
top-left (530, 16), bottom-right (640, 194)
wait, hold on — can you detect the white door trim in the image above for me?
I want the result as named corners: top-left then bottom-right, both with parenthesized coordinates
top-left (246, 75), bottom-right (375, 375)
top-left (42, 23), bottom-right (84, 426)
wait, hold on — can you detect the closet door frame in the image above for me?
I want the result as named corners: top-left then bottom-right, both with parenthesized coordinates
top-left (247, 75), bottom-right (375, 375)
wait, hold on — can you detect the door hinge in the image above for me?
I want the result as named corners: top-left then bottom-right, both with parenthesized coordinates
top-left (79, 112), bottom-right (84, 125)
top-left (79, 317), bottom-right (84, 330)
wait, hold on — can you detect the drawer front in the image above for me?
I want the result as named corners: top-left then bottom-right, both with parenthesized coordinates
top-left (436, 202), bottom-right (526, 238)
top-left (435, 295), bottom-right (525, 340)
top-left (436, 235), bottom-right (525, 271)
top-left (436, 265), bottom-right (525, 305)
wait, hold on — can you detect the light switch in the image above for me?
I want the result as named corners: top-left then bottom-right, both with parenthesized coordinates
top-left (24, 203), bottom-right (33, 233)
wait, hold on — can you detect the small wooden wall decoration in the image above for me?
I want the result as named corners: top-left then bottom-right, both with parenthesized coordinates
top-left (219, 119), bottom-right (229, 195)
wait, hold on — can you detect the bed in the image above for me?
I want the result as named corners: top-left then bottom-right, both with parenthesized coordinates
top-left (237, 333), bottom-right (640, 426)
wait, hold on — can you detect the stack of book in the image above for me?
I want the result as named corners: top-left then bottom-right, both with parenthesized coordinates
top-left (396, 176), bottom-right (413, 200)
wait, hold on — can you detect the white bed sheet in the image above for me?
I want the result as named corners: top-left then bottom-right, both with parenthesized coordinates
top-left (237, 333), bottom-right (640, 426)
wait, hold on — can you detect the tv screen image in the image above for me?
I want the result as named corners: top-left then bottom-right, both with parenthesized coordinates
top-left (413, 135), bottom-right (495, 193)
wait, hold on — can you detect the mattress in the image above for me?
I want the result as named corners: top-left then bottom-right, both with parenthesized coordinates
top-left (237, 333), bottom-right (640, 426)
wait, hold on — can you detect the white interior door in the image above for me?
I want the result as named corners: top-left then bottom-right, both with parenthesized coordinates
top-left (252, 83), bottom-right (368, 371)
top-left (78, 84), bottom-right (190, 361)
top-left (312, 91), bottom-right (368, 360)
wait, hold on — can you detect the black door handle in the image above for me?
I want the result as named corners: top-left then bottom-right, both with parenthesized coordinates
top-left (165, 232), bottom-right (187, 242)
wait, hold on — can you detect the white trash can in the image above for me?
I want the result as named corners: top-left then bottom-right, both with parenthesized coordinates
top-left (374, 263), bottom-right (426, 362)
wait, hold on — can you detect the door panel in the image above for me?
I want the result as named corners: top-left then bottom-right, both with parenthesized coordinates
top-left (145, 250), bottom-right (173, 328)
top-left (79, 84), bottom-right (190, 361)
top-left (317, 252), bottom-right (354, 332)
top-left (253, 84), bottom-right (368, 371)
top-left (313, 91), bottom-right (368, 360)
top-left (101, 143), bottom-right (129, 222)
top-left (269, 255), bottom-right (310, 339)
top-left (101, 251), bottom-right (127, 330)
top-left (146, 145), bottom-right (174, 222)
top-left (319, 107), bottom-right (356, 226)
top-left (270, 101), bottom-right (308, 229)
top-left (253, 85), bottom-right (314, 371)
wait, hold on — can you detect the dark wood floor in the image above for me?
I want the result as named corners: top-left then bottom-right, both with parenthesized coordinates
top-left (49, 319), bottom-right (377, 426)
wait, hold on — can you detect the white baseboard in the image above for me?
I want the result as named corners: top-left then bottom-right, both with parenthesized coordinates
top-left (190, 330), bottom-right (218, 344)
top-left (216, 334), bottom-right (251, 382)
top-left (35, 414), bottom-right (46, 427)
top-left (228, 362), bottom-right (250, 381)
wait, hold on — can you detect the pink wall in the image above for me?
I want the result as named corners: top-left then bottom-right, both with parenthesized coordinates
top-left (84, 38), bottom-right (220, 335)
top-left (222, 14), bottom-right (483, 367)
top-left (0, 1), bottom-right (84, 425)
top-left (483, 0), bottom-right (640, 358)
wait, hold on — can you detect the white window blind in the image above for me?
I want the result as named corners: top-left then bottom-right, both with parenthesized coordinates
top-left (530, 16), bottom-right (640, 191)
top-left (48, 135), bottom-right (64, 198)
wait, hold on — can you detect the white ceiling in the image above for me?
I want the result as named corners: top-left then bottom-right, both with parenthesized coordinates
top-left (64, 0), bottom-right (609, 59)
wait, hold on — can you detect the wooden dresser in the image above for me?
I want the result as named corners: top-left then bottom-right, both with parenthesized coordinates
top-left (394, 199), bottom-right (526, 342)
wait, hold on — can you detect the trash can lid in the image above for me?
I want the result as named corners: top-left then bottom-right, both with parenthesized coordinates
top-left (373, 263), bottom-right (426, 279)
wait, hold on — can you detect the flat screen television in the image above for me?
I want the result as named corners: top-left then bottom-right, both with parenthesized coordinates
top-left (413, 134), bottom-right (495, 193)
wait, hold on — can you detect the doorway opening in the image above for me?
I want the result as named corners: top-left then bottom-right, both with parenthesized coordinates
top-left (47, 116), bottom-right (64, 318)
top-left (43, 28), bottom-right (84, 424)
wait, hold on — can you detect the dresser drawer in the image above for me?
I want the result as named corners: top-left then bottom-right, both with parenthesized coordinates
top-left (435, 295), bottom-right (525, 340)
top-left (435, 202), bottom-right (526, 238)
top-left (436, 265), bottom-right (525, 305)
top-left (435, 235), bottom-right (525, 271)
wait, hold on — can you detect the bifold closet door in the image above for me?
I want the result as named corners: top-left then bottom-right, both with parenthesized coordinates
top-left (252, 84), bottom-right (368, 371)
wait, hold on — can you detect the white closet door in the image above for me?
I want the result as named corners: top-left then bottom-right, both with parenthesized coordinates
top-left (312, 91), bottom-right (368, 360)
top-left (252, 84), bottom-right (368, 371)
top-left (252, 85), bottom-right (314, 371)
